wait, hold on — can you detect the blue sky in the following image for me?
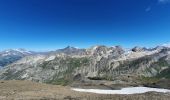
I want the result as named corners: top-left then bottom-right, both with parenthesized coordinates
top-left (0, 0), bottom-right (170, 51)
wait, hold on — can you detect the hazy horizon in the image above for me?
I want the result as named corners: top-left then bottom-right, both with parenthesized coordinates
top-left (1, 43), bottom-right (170, 52)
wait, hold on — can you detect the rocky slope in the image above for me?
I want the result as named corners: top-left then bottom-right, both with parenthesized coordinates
top-left (0, 49), bottom-right (34, 68)
top-left (0, 45), bottom-right (170, 88)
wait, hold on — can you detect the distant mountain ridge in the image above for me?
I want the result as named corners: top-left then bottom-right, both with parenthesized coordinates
top-left (0, 49), bottom-right (47, 67)
top-left (0, 49), bottom-right (33, 67)
top-left (0, 45), bottom-right (170, 88)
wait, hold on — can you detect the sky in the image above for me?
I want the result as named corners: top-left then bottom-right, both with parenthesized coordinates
top-left (0, 0), bottom-right (170, 51)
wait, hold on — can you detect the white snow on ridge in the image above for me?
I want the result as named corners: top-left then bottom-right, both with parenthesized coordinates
top-left (21, 73), bottom-right (29, 78)
top-left (1, 53), bottom-right (10, 57)
top-left (72, 87), bottom-right (170, 94)
top-left (0, 49), bottom-right (32, 56)
top-left (14, 49), bottom-right (32, 54)
top-left (45, 56), bottom-right (56, 61)
top-left (116, 50), bottom-right (160, 61)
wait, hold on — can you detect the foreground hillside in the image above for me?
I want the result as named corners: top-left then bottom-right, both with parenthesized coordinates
top-left (0, 80), bottom-right (170, 100)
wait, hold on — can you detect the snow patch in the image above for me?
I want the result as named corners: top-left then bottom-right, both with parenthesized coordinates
top-left (116, 50), bottom-right (159, 61)
top-left (45, 56), bottom-right (56, 61)
top-left (14, 49), bottom-right (32, 54)
top-left (1, 53), bottom-right (10, 56)
top-left (21, 73), bottom-right (28, 78)
top-left (72, 87), bottom-right (170, 94)
top-left (92, 46), bottom-right (99, 51)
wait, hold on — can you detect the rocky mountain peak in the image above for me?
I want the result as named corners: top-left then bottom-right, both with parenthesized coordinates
top-left (131, 46), bottom-right (145, 52)
top-left (54, 46), bottom-right (86, 56)
top-left (63, 46), bottom-right (78, 51)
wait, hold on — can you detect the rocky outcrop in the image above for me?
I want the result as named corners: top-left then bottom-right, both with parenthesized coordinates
top-left (132, 46), bottom-right (145, 52)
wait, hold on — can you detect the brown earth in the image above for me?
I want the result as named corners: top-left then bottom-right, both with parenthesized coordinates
top-left (0, 80), bottom-right (170, 100)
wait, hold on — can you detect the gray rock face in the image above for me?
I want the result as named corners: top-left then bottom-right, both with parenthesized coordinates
top-left (53, 46), bottom-right (87, 56)
top-left (132, 46), bottom-right (145, 52)
top-left (0, 45), bottom-right (170, 85)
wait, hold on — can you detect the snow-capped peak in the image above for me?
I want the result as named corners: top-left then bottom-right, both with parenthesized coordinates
top-left (0, 48), bottom-right (32, 57)
top-left (14, 48), bottom-right (32, 54)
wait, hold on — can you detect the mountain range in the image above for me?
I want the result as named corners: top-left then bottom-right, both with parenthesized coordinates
top-left (0, 45), bottom-right (170, 88)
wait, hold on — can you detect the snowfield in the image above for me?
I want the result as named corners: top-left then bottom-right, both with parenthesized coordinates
top-left (72, 87), bottom-right (170, 94)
